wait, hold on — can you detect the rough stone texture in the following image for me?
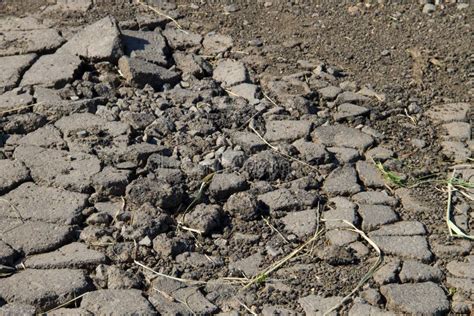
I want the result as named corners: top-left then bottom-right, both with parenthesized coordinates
top-left (298, 295), bottom-right (343, 315)
top-left (106, 265), bottom-right (143, 290)
top-left (153, 234), bottom-right (190, 258)
top-left (446, 277), bottom-right (474, 293)
top-left (312, 125), bottom-right (374, 150)
top-left (365, 146), bottom-right (394, 161)
top-left (202, 33), bottom-right (233, 55)
top-left (48, 308), bottom-right (92, 316)
top-left (122, 29), bottom-right (169, 66)
top-left (360, 289), bottom-right (382, 305)
top-left (374, 260), bottom-right (401, 285)
top-left (172, 287), bottom-right (218, 315)
top-left (213, 59), bottom-right (248, 87)
top-left (33, 86), bottom-right (61, 103)
top-left (173, 51), bottom-right (211, 78)
top-left (334, 103), bottom-right (369, 121)
top-left (3, 112), bottom-right (46, 134)
top-left (209, 173), bottom-right (248, 200)
top-left (0, 269), bottom-right (90, 312)
top-left (0, 89), bottom-right (34, 112)
top-left (150, 278), bottom-right (217, 315)
top-left (0, 159), bottom-right (30, 194)
top-left (49, 0), bottom-right (92, 12)
top-left (264, 120), bottom-right (312, 143)
top-left (14, 146), bottom-right (101, 193)
top-left (399, 260), bottom-right (444, 283)
top-left (446, 260), bottom-right (474, 279)
top-left (231, 131), bottom-right (266, 154)
top-left (118, 56), bottom-right (180, 90)
top-left (0, 29), bottom-right (64, 56)
top-left (326, 230), bottom-right (358, 246)
top-left (442, 122), bottom-right (471, 141)
top-left (372, 221), bottom-right (425, 236)
top-left (323, 165), bottom-right (361, 196)
top-left (0, 54), bottom-right (37, 93)
top-left (33, 98), bottom-right (106, 122)
top-left (126, 177), bottom-right (184, 211)
top-left (282, 209), bottom-right (317, 237)
top-left (358, 204), bottom-right (398, 231)
top-left (441, 141), bottom-right (471, 162)
top-left (80, 289), bottom-right (156, 315)
top-left (327, 146), bottom-right (361, 163)
top-left (148, 291), bottom-right (188, 315)
top-left (162, 27), bottom-right (202, 50)
top-left (335, 91), bottom-right (370, 105)
top-left (21, 53), bottom-right (83, 88)
top-left (381, 282), bottom-right (449, 315)
top-left (323, 197), bottom-right (357, 229)
top-left (318, 245), bottom-right (356, 266)
top-left (185, 204), bottom-right (222, 235)
top-left (258, 188), bottom-right (317, 212)
top-left (370, 235), bottom-right (433, 262)
top-left (425, 102), bottom-right (471, 123)
top-left (352, 191), bottom-right (398, 206)
top-left (431, 239), bottom-right (472, 258)
top-left (0, 16), bottom-right (50, 31)
top-left (265, 78), bottom-right (312, 102)
top-left (0, 240), bottom-right (18, 265)
top-left (318, 85), bottom-right (342, 100)
top-left (293, 139), bottom-right (329, 164)
top-left (1, 219), bottom-right (73, 255)
top-left (17, 125), bottom-right (66, 149)
top-left (54, 112), bottom-right (130, 153)
top-left (349, 302), bottom-right (396, 316)
top-left (229, 253), bottom-right (263, 277)
top-left (0, 303), bottom-right (37, 315)
top-left (0, 182), bottom-right (87, 224)
top-left (227, 83), bottom-right (260, 104)
top-left (57, 16), bottom-right (122, 62)
top-left (262, 305), bottom-right (298, 316)
top-left (356, 160), bottom-right (386, 188)
top-left (395, 188), bottom-right (430, 213)
top-left (224, 191), bottom-right (260, 221)
top-left (92, 167), bottom-right (130, 197)
top-left (23, 242), bottom-right (106, 269)
top-left (243, 150), bottom-right (290, 181)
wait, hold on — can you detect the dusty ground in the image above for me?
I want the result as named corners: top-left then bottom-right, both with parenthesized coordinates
top-left (0, 0), bottom-right (472, 315)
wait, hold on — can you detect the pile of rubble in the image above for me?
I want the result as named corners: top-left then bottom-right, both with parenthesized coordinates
top-left (0, 7), bottom-right (472, 315)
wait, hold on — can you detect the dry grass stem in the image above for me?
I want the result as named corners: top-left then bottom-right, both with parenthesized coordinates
top-left (136, 0), bottom-right (187, 33)
top-left (134, 260), bottom-right (206, 285)
top-left (321, 219), bottom-right (383, 315)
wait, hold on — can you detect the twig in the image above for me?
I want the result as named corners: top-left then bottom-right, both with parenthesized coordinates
top-left (248, 120), bottom-right (320, 173)
top-left (179, 172), bottom-right (215, 223)
top-left (0, 198), bottom-right (25, 223)
top-left (238, 300), bottom-right (258, 316)
top-left (404, 108), bottom-right (417, 125)
top-left (457, 189), bottom-right (473, 201)
top-left (243, 228), bottom-right (325, 289)
top-left (153, 287), bottom-right (196, 315)
top-left (136, 0), bottom-right (187, 33)
top-left (43, 292), bottom-right (89, 313)
top-left (0, 104), bottom-right (35, 116)
top-left (176, 222), bottom-right (204, 235)
top-left (322, 219), bottom-right (383, 315)
top-left (261, 91), bottom-right (278, 107)
top-left (134, 260), bottom-right (206, 285)
top-left (248, 91), bottom-right (319, 174)
top-left (263, 217), bottom-right (289, 244)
